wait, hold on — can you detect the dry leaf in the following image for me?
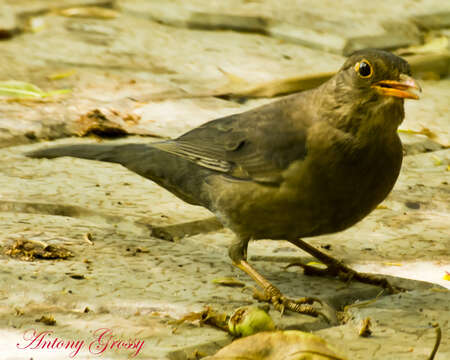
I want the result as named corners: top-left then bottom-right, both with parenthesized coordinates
top-left (170, 307), bottom-right (228, 332)
top-left (68, 274), bottom-right (86, 280)
top-left (5, 238), bottom-right (72, 261)
top-left (204, 330), bottom-right (347, 360)
top-left (358, 317), bottom-right (372, 337)
top-left (84, 232), bottom-right (93, 245)
top-left (35, 315), bottom-right (56, 326)
top-left (431, 155), bottom-right (442, 166)
top-left (398, 127), bottom-right (437, 140)
top-left (58, 7), bottom-right (120, 19)
top-left (76, 109), bottom-right (128, 138)
top-left (48, 69), bottom-right (77, 80)
top-left (213, 277), bottom-right (246, 287)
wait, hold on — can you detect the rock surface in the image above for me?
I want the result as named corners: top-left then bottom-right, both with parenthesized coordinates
top-left (0, 1), bottom-right (449, 359)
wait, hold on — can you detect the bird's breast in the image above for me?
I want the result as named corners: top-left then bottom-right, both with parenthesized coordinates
top-left (290, 129), bottom-right (403, 236)
top-left (206, 126), bottom-right (402, 240)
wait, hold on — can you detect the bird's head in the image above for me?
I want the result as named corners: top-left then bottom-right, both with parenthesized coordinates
top-left (337, 49), bottom-right (421, 103)
top-left (321, 49), bottom-right (421, 134)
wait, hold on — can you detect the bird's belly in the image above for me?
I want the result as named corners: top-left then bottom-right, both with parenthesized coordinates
top-left (207, 147), bottom-right (401, 240)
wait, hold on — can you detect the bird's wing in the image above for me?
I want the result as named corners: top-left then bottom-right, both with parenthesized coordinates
top-left (152, 98), bottom-right (309, 184)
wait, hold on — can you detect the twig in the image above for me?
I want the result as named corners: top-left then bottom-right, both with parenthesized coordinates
top-left (428, 323), bottom-right (441, 360)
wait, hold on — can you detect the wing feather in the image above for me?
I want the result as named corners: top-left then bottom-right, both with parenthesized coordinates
top-left (151, 97), bottom-right (309, 184)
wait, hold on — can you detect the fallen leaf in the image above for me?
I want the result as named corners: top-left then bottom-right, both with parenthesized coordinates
top-left (76, 109), bottom-right (128, 138)
top-left (83, 233), bottom-right (93, 245)
top-left (0, 81), bottom-right (44, 98)
top-left (58, 7), bottom-right (120, 19)
top-left (204, 330), bottom-right (347, 360)
top-left (170, 307), bottom-right (228, 332)
top-left (68, 274), bottom-right (86, 280)
top-left (35, 315), bottom-right (56, 326)
top-left (5, 238), bottom-right (73, 261)
top-left (213, 277), bottom-right (246, 287)
top-left (0, 80), bottom-right (70, 99)
top-left (306, 261), bottom-right (327, 270)
top-left (443, 272), bottom-right (450, 281)
top-left (48, 69), bottom-right (77, 80)
top-left (123, 113), bottom-right (141, 125)
top-left (398, 127), bottom-right (437, 140)
top-left (376, 204), bottom-right (389, 210)
top-left (431, 155), bottom-right (442, 166)
top-left (358, 317), bottom-right (372, 337)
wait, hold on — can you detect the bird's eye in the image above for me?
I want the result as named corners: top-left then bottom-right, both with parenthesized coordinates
top-left (355, 60), bottom-right (373, 78)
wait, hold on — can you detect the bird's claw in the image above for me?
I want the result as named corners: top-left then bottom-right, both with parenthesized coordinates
top-left (287, 260), bottom-right (404, 294)
top-left (329, 264), bottom-right (404, 293)
top-left (253, 284), bottom-right (323, 318)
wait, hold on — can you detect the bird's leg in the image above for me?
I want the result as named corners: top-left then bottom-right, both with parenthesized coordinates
top-left (229, 236), bottom-right (323, 317)
top-left (235, 260), bottom-right (323, 316)
top-left (287, 238), bottom-right (400, 293)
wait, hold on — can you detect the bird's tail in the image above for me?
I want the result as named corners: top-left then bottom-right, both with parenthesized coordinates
top-left (26, 143), bottom-right (149, 165)
top-left (26, 142), bottom-right (211, 207)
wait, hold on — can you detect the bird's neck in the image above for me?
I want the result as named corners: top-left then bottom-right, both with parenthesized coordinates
top-left (315, 77), bottom-right (405, 142)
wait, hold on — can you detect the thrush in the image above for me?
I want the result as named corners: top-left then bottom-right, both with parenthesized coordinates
top-left (27, 49), bottom-right (421, 317)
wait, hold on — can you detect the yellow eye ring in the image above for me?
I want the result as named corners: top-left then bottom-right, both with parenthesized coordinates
top-left (354, 59), bottom-right (373, 78)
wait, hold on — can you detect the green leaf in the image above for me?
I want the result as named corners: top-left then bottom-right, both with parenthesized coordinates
top-left (0, 81), bottom-right (44, 98)
top-left (0, 80), bottom-right (71, 99)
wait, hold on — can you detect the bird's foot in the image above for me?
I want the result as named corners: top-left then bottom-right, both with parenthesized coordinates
top-left (287, 260), bottom-right (403, 294)
top-left (252, 284), bottom-right (324, 318)
top-left (234, 257), bottom-right (335, 320)
top-left (287, 239), bottom-right (405, 293)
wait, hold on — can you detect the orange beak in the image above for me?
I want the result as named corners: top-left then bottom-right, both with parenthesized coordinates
top-left (372, 74), bottom-right (421, 100)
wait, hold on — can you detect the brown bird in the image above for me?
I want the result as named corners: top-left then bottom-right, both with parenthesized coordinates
top-left (27, 49), bottom-right (421, 317)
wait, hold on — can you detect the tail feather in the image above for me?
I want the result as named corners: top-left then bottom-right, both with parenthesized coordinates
top-left (26, 143), bottom-right (213, 207)
top-left (26, 144), bottom-right (144, 164)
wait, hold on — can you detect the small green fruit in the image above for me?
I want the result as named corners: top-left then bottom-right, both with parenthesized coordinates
top-left (228, 306), bottom-right (275, 337)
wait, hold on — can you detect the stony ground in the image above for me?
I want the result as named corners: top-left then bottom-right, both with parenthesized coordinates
top-left (0, 1), bottom-right (449, 359)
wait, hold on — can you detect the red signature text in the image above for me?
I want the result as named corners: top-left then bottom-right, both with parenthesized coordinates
top-left (17, 328), bottom-right (145, 358)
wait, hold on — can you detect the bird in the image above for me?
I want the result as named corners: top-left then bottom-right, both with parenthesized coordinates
top-left (27, 49), bottom-right (421, 317)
